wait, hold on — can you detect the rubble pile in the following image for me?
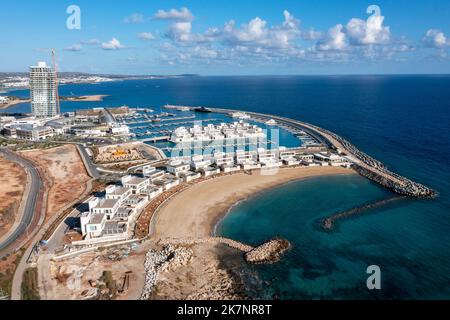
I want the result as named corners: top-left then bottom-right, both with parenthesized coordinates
top-left (140, 245), bottom-right (193, 300)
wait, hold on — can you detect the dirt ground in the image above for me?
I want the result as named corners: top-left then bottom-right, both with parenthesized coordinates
top-left (41, 243), bottom-right (149, 300)
top-left (41, 241), bottom-right (248, 300)
top-left (0, 250), bottom-right (25, 297)
top-left (0, 155), bottom-right (26, 238)
top-left (20, 145), bottom-right (90, 221)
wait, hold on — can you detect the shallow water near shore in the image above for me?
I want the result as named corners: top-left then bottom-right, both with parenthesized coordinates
top-left (6, 75), bottom-right (450, 299)
top-left (218, 174), bottom-right (450, 299)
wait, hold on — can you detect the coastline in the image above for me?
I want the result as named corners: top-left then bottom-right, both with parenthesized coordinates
top-left (0, 95), bottom-right (109, 111)
top-left (152, 166), bottom-right (355, 240)
top-left (148, 166), bottom-right (354, 300)
top-left (0, 99), bottom-right (30, 110)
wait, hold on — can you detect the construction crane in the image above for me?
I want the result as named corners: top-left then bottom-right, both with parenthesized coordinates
top-left (52, 49), bottom-right (61, 115)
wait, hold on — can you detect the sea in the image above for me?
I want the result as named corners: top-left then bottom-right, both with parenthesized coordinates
top-left (5, 75), bottom-right (450, 299)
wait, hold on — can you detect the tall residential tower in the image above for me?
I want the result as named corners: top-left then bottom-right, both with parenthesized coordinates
top-left (29, 61), bottom-right (59, 118)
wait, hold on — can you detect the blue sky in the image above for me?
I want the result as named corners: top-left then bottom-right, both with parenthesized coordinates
top-left (0, 0), bottom-right (449, 75)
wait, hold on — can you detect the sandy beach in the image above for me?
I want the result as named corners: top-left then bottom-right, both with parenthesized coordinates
top-left (0, 95), bottom-right (108, 110)
top-left (0, 98), bottom-right (30, 110)
top-left (153, 166), bottom-right (354, 239)
top-left (142, 166), bottom-right (354, 300)
top-left (61, 94), bottom-right (109, 102)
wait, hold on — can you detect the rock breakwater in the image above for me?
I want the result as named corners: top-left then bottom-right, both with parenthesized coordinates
top-left (245, 239), bottom-right (291, 264)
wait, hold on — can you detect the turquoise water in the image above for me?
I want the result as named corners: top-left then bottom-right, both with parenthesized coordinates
top-left (217, 175), bottom-right (450, 299)
top-left (5, 76), bottom-right (450, 299)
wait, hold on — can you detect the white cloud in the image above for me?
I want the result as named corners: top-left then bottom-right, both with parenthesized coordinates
top-left (154, 8), bottom-right (194, 22)
top-left (138, 32), bottom-right (156, 41)
top-left (154, 8), bottom-right (412, 66)
top-left (346, 15), bottom-right (391, 45)
top-left (423, 29), bottom-right (449, 48)
top-left (102, 38), bottom-right (124, 50)
top-left (222, 11), bottom-right (301, 49)
top-left (317, 24), bottom-right (347, 51)
top-left (168, 21), bottom-right (193, 42)
top-left (124, 13), bottom-right (144, 24)
top-left (64, 44), bottom-right (83, 52)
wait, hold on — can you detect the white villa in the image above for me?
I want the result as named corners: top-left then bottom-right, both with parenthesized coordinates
top-left (142, 165), bottom-right (166, 182)
top-left (166, 160), bottom-right (191, 177)
top-left (121, 175), bottom-right (150, 194)
top-left (169, 121), bottom-right (265, 144)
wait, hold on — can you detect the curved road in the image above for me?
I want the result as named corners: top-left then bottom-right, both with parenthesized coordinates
top-left (0, 148), bottom-right (42, 254)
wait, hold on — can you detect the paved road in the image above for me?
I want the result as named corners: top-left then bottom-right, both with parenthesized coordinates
top-left (0, 148), bottom-right (43, 254)
top-left (75, 144), bottom-right (101, 179)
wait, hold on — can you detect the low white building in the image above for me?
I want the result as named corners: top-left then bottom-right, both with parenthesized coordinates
top-left (167, 160), bottom-right (191, 177)
top-left (105, 185), bottom-right (132, 202)
top-left (153, 174), bottom-right (180, 191)
top-left (179, 171), bottom-right (202, 183)
top-left (314, 153), bottom-right (350, 167)
top-left (80, 181), bottom-right (150, 242)
top-left (0, 96), bottom-right (9, 104)
top-left (141, 185), bottom-right (164, 200)
top-left (213, 152), bottom-right (235, 167)
top-left (296, 154), bottom-right (314, 162)
top-left (221, 164), bottom-right (241, 173)
top-left (191, 156), bottom-right (212, 172)
top-left (258, 149), bottom-right (282, 168)
top-left (3, 123), bottom-right (55, 141)
top-left (109, 125), bottom-right (130, 135)
top-left (142, 165), bottom-right (165, 182)
top-left (121, 175), bottom-right (150, 194)
top-left (72, 128), bottom-right (107, 137)
top-left (200, 167), bottom-right (221, 177)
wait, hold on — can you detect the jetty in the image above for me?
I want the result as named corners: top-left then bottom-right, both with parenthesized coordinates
top-left (209, 108), bottom-right (437, 199)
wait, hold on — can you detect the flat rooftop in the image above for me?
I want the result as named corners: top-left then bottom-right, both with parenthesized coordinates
top-left (125, 177), bottom-right (149, 185)
top-left (89, 213), bottom-right (105, 225)
top-left (108, 186), bottom-right (130, 196)
top-left (94, 198), bottom-right (120, 209)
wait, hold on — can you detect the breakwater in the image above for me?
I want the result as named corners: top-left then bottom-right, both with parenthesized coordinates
top-left (310, 124), bottom-right (438, 198)
top-left (245, 239), bottom-right (291, 264)
top-left (320, 196), bottom-right (406, 231)
top-left (158, 237), bottom-right (291, 264)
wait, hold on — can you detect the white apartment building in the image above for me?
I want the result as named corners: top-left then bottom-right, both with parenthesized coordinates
top-left (279, 148), bottom-right (300, 166)
top-left (179, 171), bottom-right (202, 183)
top-left (121, 175), bottom-right (151, 194)
top-left (153, 174), bottom-right (180, 191)
top-left (166, 160), bottom-right (191, 177)
top-left (30, 62), bottom-right (59, 118)
top-left (314, 153), bottom-right (350, 167)
top-left (191, 155), bottom-right (212, 172)
top-left (80, 183), bottom-right (149, 241)
top-left (143, 165), bottom-right (165, 182)
top-left (170, 121), bottom-right (266, 144)
top-left (141, 185), bottom-right (164, 200)
top-left (3, 124), bottom-right (55, 141)
top-left (109, 125), bottom-right (130, 135)
top-left (213, 152), bottom-right (235, 167)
